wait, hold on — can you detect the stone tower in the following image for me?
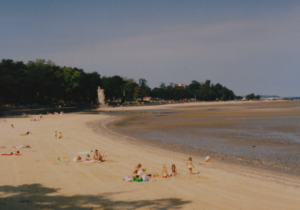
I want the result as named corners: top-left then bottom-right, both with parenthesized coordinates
top-left (97, 86), bottom-right (105, 105)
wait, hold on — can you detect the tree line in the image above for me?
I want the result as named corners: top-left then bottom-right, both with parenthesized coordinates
top-left (1, 59), bottom-right (243, 106)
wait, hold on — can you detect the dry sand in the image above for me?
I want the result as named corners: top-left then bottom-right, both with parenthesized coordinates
top-left (1, 102), bottom-right (300, 209)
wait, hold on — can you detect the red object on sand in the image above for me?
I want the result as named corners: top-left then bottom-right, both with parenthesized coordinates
top-left (1, 153), bottom-right (21, 156)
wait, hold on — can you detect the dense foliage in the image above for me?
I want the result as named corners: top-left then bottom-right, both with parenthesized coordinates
top-left (0, 59), bottom-right (238, 105)
top-left (0, 59), bottom-right (101, 105)
top-left (246, 93), bottom-right (260, 100)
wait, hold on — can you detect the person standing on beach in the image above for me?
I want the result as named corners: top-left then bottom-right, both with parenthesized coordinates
top-left (186, 157), bottom-right (195, 175)
top-left (55, 131), bottom-right (57, 139)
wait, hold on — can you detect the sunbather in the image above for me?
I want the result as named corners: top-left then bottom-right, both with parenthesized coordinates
top-left (93, 150), bottom-right (101, 160)
top-left (19, 131), bottom-right (32, 136)
top-left (1, 151), bottom-right (20, 155)
top-left (13, 145), bottom-right (31, 149)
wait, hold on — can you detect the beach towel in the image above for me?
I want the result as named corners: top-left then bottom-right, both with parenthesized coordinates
top-left (72, 157), bottom-right (98, 163)
top-left (57, 157), bottom-right (69, 162)
top-left (123, 176), bottom-right (132, 182)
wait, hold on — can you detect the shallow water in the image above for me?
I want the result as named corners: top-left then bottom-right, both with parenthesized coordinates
top-left (107, 102), bottom-right (300, 173)
top-left (130, 116), bottom-right (300, 161)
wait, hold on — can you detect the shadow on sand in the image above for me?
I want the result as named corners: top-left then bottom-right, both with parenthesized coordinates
top-left (0, 184), bottom-right (191, 210)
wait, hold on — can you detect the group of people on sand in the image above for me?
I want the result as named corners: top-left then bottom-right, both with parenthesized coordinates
top-left (1, 145), bottom-right (32, 156)
top-left (76, 149), bottom-right (107, 163)
top-left (55, 131), bottom-right (63, 139)
top-left (47, 111), bottom-right (64, 115)
top-left (131, 157), bottom-right (196, 182)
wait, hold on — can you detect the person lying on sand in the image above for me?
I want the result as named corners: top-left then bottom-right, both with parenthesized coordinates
top-left (13, 145), bottom-right (31, 149)
top-left (2, 151), bottom-right (20, 155)
top-left (186, 157), bottom-right (195, 174)
top-left (162, 164), bottom-right (170, 178)
top-left (19, 131), bottom-right (32, 136)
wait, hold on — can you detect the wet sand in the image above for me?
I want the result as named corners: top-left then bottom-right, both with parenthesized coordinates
top-left (1, 102), bottom-right (300, 209)
top-left (106, 100), bottom-right (300, 175)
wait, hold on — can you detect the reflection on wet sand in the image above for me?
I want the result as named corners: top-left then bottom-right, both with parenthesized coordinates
top-left (109, 101), bottom-right (300, 175)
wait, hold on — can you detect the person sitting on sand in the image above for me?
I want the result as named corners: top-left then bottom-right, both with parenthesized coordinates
top-left (76, 156), bottom-right (83, 162)
top-left (171, 164), bottom-right (177, 176)
top-left (93, 150), bottom-right (101, 160)
top-left (85, 154), bottom-right (91, 161)
top-left (99, 151), bottom-right (107, 162)
top-left (141, 168), bottom-right (151, 182)
top-left (162, 164), bottom-right (169, 178)
top-left (133, 164), bottom-right (142, 176)
top-left (20, 131), bottom-right (32, 136)
top-left (59, 132), bottom-right (63, 139)
top-left (186, 157), bottom-right (195, 175)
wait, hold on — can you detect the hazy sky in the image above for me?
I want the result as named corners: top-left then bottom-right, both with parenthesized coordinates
top-left (1, 0), bottom-right (300, 96)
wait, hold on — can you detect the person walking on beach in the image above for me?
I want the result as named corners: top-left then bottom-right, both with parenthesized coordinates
top-left (186, 157), bottom-right (195, 175)
top-left (55, 131), bottom-right (57, 139)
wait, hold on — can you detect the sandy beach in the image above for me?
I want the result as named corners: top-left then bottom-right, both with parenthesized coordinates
top-left (1, 102), bottom-right (300, 209)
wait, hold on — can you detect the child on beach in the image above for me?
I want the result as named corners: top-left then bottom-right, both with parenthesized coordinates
top-left (76, 156), bottom-right (83, 162)
top-left (171, 164), bottom-right (177, 176)
top-left (162, 164), bottom-right (169, 178)
top-left (85, 154), bottom-right (91, 161)
top-left (186, 157), bottom-right (195, 174)
top-left (59, 132), bottom-right (63, 139)
top-left (11, 124), bottom-right (14, 128)
top-left (55, 131), bottom-right (57, 139)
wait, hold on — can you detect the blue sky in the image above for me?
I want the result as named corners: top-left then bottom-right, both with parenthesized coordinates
top-left (1, 0), bottom-right (300, 96)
